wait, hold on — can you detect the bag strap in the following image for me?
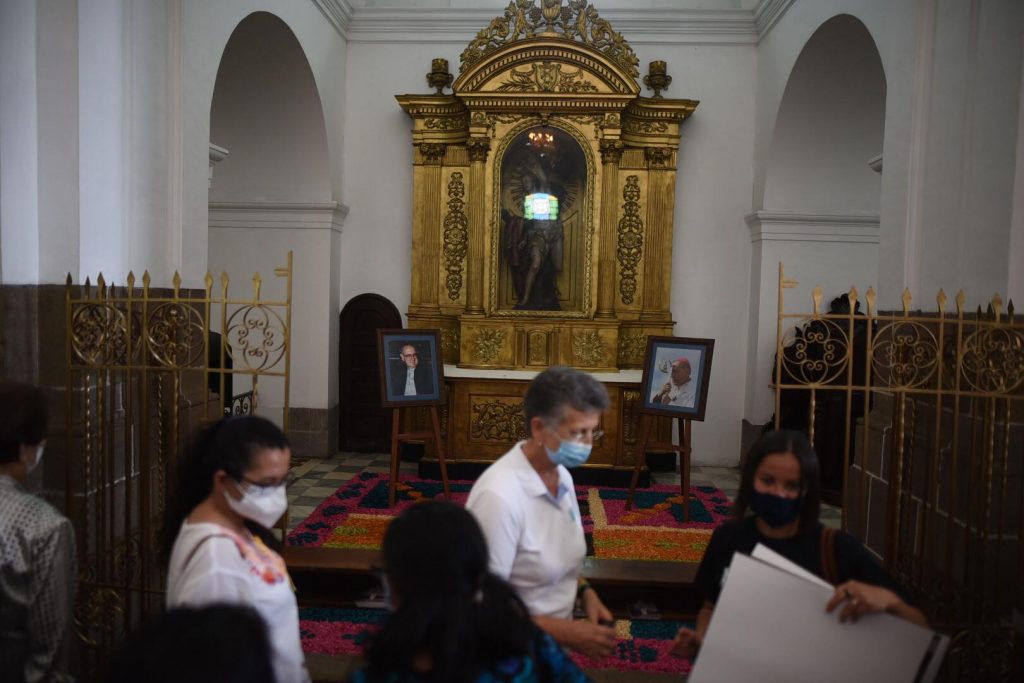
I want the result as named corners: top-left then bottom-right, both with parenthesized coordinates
top-left (181, 532), bottom-right (238, 575)
top-left (819, 526), bottom-right (840, 586)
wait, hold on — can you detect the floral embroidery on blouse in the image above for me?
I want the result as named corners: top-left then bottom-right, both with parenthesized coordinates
top-left (216, 527), bottom-right (289, 586)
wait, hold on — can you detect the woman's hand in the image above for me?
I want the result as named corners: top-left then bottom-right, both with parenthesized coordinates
top-left (564, 620), bottom-right (617, 659)
top-left (581, 587), bottom-right (613, 625)
top-left (827, 580), bottom-right (930, 627)
top-left (826, 580), bottom-right (900, 623)
top-left (670, 627), bottom-right (702, 658)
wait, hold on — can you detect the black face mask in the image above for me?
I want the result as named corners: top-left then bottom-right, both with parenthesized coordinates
top-left (750, 490), bottom-right (801, 528)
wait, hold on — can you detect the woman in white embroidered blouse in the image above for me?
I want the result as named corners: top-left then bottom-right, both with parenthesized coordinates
top-left (161, 416), bottom-right (310, 683)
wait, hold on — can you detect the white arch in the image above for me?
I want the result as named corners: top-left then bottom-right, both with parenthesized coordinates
top-left (209, 12), bottom-right (331, 202)
top-left (763, 14), bottom-right (886, 215)
top-left (204, 8), bottom-right (344, 437)
top-left (745, 13), bottom-right (888, 427)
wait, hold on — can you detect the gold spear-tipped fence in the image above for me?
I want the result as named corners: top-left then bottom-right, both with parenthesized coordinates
top-left (64, 253), bottom-right (292, 678)
top-left (773, 263), bottom-right (1022, 681)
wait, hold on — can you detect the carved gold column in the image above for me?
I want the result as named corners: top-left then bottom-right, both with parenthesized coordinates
top-left (465, 137), bottom-right (490, 315)
top-left (640, 147), bottom-right (675, 321)
top-left (412, 143), bottom-right (446, 313)
top-left (595, 134), bottom-right (624, 319)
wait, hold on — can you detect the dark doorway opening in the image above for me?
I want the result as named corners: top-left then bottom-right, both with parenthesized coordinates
top-left (338, 294), bottom-right (402, 452)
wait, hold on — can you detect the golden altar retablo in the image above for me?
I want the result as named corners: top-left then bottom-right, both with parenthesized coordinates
top-left (397, 1), bottom-right (697, 468)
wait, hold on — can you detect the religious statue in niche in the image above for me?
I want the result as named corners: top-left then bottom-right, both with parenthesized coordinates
top-left (500, 126), bottom-right (585, 311)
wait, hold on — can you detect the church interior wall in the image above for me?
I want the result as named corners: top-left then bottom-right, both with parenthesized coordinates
top-left (2, 0), bottom-right (1022, 471)
top-left (1009, 56), bottom-right (1024, 306)
top-left (746, 0), bottom-right (1023, 430)
top-left (637, 41), bottom-right (757, 466)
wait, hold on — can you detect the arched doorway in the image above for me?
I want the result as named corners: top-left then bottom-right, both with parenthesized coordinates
top-left (747, 15), bottom-right (887, 500)
top-left (338, 294), bottom-right (402, 452)
top-left (207, 12), bottom-right (339, 457)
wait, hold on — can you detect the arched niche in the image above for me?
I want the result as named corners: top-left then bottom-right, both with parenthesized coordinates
top-left (494, 122), bottom-right (593, 314)
top-left (763, 14), bottom-right (887, 215)
top-left (209, 12), bottom-right (330, 202)
top-left (745, 14), bottom-right (888, 427)
top-left (207, 11), bottom-right (337, 442)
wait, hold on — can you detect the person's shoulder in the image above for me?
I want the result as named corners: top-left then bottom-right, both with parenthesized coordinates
top-left (469, 461), bottom-right (522, 504)
top-left (10, 491), bottom-right (71, 534)
top-left (173, 523), bottom-right (247, 568)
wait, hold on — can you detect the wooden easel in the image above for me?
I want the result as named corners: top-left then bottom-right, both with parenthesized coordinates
top-left (626, 414), bottom-right (691, 519)
top-left (389, 405), bottom-right (450, 507)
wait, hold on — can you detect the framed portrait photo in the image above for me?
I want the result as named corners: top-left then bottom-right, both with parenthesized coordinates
top-left (377, 329), bottom-right (445, 407)
top-left (639, 336), bottom-right (715, 420)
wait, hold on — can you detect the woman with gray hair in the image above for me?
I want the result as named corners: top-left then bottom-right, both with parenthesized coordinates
top-left (466, 366), bottom-right (617, 659)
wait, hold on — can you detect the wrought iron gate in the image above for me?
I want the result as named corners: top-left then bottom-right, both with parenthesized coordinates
top-left (773, 264), bottom-right (1022, 681)
top-left (64, 253), bottom-right (292, 678)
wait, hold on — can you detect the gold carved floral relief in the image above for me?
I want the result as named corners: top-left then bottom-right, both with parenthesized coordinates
top-left (442, 172), bottom-right (469, 301)
top-left (471, 329), bottom-right (507, 363)
top-left (572, 329), bottom-right (606, 366)
top-left (470, 399), bottom-right (527, 442)
top-left (497, 62), bottom-right (598, 93)
top-left (440, 327), bottom-right (460, 355)
top-left (528, 331), bottom-right (549, 365)
top-left (617, 331), bottom-right (646, 365)
top-left (617, 176), bottom-right (643, 305)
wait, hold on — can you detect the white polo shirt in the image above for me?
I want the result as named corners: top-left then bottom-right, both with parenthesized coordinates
top-left (466, 442), bottom-right (586, 619)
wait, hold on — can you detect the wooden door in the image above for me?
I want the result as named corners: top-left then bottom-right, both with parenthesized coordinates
top-left (338, 294), bottom-right (401, 451)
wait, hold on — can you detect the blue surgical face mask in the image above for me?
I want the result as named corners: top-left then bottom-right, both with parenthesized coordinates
top-left (750, 489), bottom-right (801, 528)
top-left (545, 439), bottom-right (592, 468)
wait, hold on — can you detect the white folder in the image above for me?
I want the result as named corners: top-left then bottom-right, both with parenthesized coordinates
top-left (688, 546), bottom-right (948, 683)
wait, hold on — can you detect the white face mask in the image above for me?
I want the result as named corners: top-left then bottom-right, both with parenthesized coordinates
top-left (27, 444), bottom-right (44, 474)
top-left (223, 480), bottom-right (287, 528)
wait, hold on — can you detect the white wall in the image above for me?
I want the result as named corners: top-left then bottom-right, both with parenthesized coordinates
top-left (755, 0), bottom-right (1023, 312)
top-left (0, 0), bottom-right (40, 284)
top-left (208, 205), bottom-right (344, 415)
top-left (0, 0), bottom-right (78, 284)
top-left (747, 0), bottom-right (1024, 429)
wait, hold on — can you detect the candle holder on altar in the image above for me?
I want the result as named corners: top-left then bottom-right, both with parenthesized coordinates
top-left (426, 58), bottom-right (454, 94)
top-left (643, 60), bottom-right (672, 99)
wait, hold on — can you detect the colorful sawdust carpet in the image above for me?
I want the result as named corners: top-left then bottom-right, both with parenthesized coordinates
top-left (288, 472), bottom-right (732, 563)
top-left (300, 607), bottom-right (694, 675)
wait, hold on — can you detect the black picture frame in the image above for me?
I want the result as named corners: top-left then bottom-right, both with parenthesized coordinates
top-left (377, 329), bottom-right (445, 407)
top-left (638, 336), bottom-right (715, 420)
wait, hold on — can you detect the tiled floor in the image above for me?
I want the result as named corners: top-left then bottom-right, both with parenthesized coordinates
top-left (286, 452), bottom-right (841, 532)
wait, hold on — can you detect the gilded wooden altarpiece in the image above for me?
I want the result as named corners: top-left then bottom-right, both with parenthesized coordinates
top-left (397, 1), bottom-right (696, 469)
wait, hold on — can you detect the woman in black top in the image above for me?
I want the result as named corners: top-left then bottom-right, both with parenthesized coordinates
top-left (672, 430), bottom-right (928, 658)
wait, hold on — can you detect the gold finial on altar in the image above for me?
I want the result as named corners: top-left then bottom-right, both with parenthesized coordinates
top-left (426, 58), bottom-right (453, 94)
top-left (643, 61), bottom-right (672, 98)
top-left (540, 0), bottom-right (563, 37)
